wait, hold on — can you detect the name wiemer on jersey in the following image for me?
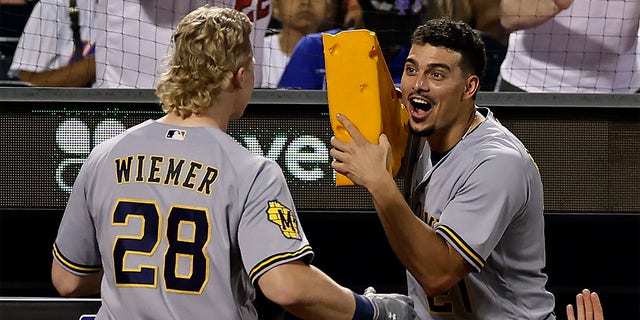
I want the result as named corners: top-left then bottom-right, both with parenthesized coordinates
top-left (114, 154), bottom-right (219, 196)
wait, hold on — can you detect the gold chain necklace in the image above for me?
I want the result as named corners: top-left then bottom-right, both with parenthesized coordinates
top-left (461, 111), bottom-right (478, 140)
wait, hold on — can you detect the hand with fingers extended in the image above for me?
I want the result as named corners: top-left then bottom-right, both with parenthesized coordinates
top-left (330, 113), bottom-right (394, 189)
top-left (566, 289), bottom-right (604, 320)
top-left (361, 286), bottom-right (418, 320)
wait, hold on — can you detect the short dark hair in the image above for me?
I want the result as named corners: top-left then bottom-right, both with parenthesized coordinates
top-left (411, 18), bottom-right (486, 81)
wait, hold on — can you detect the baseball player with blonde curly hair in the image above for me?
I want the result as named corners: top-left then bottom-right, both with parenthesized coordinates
top-left (51, 6), bottom-right (416, 320)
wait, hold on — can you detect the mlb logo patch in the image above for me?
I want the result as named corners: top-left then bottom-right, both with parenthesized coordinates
top-left (166, 129), bottom-right (186, 141)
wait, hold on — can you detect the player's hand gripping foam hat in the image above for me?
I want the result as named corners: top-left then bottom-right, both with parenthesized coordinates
top-left (323, 29), bottom-right (409, 186)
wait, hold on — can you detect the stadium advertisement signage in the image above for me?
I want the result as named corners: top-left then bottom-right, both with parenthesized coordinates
top-left (0, 103), bottom-right (376, 210)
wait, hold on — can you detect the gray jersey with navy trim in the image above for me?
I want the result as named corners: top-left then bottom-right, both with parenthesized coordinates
top-left (53, 120), bottom-right (313, 320)
top-left (407, 108), bottom-right (555, 319)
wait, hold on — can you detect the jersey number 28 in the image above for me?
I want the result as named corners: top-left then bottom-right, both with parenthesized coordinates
top-left (112, 199), bottom-right (210, 294)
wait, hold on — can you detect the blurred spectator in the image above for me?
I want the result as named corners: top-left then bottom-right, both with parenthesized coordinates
top-left (261, 0), bottom-right (334, 88)
top-left (278, 0), bottom-right (427, 89)
top-left (342, 0), bottom-right (364, 28)
top-left (497, 0), bottom-right (640, 93)
top-left (276, 27), bottom-right (341, 89)
top-left (8, 0), bottom-right (95, 86)
top-left (0, 0), bottom-right (30, 81)
top-left (358, 0), bottom-right (428, 58)
top-left (91, 0), bottom-right (271, 88)
top-left (430, 0), bottom-right (509, 91)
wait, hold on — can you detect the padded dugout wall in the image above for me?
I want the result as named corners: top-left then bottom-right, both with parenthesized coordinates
top-left (1, 89), bottom-right (638, 213)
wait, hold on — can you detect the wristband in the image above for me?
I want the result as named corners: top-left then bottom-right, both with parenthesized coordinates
top-left (352, 292), bottom-right (374, 320)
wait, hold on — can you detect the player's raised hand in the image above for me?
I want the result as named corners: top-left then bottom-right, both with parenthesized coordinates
top-left (566, 289), bottom-right (604, 320)
top-left (330, 113), bottom-right (392, 189)
top-left (363, 286), bottom-right (418, 320)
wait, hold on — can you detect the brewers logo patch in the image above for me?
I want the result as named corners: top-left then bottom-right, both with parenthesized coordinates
top-left (266, 200), bottom-right (301, 240)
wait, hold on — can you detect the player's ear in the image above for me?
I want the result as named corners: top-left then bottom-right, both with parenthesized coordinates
top-left (462, 74), bottom-right (480, 101)
top-left (232, 67), bottom-right (245, 89)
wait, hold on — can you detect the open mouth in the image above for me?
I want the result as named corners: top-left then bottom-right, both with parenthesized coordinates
top-left (410, 97), bottom-right (433, 112)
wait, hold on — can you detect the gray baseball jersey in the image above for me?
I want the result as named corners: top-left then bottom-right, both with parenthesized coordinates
top-left (407, 108), bottom-right (555, 319)
top-left (53, 120), bottom-right (313, 319)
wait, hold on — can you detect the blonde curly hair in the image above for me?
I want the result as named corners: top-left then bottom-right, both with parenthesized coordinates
top-left (156, 6), bottom-right (253, 118)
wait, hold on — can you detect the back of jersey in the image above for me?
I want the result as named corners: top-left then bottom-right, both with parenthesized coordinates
top-left (55, 120), bottom-right (311, 319)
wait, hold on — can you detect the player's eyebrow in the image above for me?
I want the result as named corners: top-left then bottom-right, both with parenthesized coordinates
top-left (405, 58), bottom-right (452, 72)
top-left (405, 57), bottom-right (418, 65)
top-left (424, 62), bottom-right (451, 72)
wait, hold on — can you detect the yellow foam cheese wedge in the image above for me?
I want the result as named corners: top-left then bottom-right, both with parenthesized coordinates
top-left (323, 29), bottom-right (409, 186)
